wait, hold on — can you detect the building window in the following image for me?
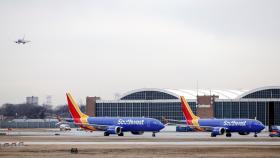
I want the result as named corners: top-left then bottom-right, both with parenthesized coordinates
top-left (121, 91), bottom-right (178, 100)
top-left (240, 102), bottom-right (248, 118)
top-left (243, 89), bottom-right (280, 99)
top-left (248, 102), bottom-right (256, 119)
top-left (257, 102), bottom-right (266, 125)
top-left (231, 102), bottom-right (239, 118)
top-left (275, 102), bottom-right (280, 125)
top-left (214, 102), bottom-right (223, 118)
top-left (223, 102), bottom-right (231, 118)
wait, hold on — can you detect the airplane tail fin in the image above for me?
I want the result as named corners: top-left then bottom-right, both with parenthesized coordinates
top-left (180, 96), bottom-right (199, 121)
top-left (66, 93), bottom-right (88, 119)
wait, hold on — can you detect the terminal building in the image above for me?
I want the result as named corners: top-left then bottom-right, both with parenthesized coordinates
top-left (86, 86), bottom-right (280, 127)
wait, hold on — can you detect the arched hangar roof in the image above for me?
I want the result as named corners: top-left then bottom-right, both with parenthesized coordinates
top-left (236, 86), bottom-right (280, 99)
top-left (118, 88), bottom-right (248, 100)
top-left (118, 86), bottom-right (280, 100)
top-left (165, 89), bottom-right (248, 99)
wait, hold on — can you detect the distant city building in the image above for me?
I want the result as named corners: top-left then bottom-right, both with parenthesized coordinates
top-left (26, 96), bottom-right (39, 105)
top-left (43, 95), bottom-right (52, 109)
top-left (45, 95), bottom-right (52, 106)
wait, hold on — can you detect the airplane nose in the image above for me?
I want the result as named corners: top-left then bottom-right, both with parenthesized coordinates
top-left (158, 122), bottom-right (165, 130)
top-left (261, 124), bottom-right (265, 130)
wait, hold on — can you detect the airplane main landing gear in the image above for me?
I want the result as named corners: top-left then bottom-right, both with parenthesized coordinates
top-left (211, 133), bottom-right (216, 137)
top-left (104, 132), bottom-right (110, 136)
top-left (118, 133), bottom-right (124, 136)
top-left (152, 132), bottom-right (156, 137)
top-left (254, 132), bottom-right (258, 137)
top-left (226, 132), bottom-right (232, 137)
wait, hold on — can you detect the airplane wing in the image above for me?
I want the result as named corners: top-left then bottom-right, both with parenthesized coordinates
top-left (73, 122), bottom-right (111, 131)
top-left (162, 118), bottom-right (186, 125)
top-left (163, 117), bottom-right (215, 132)
top-left (184, 125), bottom-right (215, 132)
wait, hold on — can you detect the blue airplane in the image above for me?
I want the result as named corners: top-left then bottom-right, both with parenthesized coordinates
top-left (166, 96), bottom-right (265, 137)
top-left (66, 93), bottom-right (164, 137)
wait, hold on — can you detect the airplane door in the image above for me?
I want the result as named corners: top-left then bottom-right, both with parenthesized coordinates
top-left (147, 120), bottom-right (150, 128)
top-left (248, 120), bottom-right (252, 129)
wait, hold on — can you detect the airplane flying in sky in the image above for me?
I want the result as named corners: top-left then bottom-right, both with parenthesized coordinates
top-left (166, 96), bottom-right (265, 137)
top-left (14, 36), bottom-right (31, 44)
top-left (66, 93), bottom-right (164, 137)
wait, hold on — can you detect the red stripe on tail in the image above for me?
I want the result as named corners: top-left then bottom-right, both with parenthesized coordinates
top-left (66, 94), bottom-right (81, 123)
top-left (181, 96), bottom-right (197, 121)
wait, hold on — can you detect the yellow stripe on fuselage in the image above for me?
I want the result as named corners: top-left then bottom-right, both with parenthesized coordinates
top-left (192, 119), bottom-right (203, 131)
top-left (80, 116), bottom-right (89, 124)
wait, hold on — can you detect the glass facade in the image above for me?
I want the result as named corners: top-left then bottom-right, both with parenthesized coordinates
top-left (214, 101), bottom-right (280, 125)
top-left (96, 101), bottom-right (196, 122)
top-left (120, 91), bottom-right (178, 100)
top-left (275, 102), bottom-right (280, 125)
top-left (243, 89), bottom-right (280, 98)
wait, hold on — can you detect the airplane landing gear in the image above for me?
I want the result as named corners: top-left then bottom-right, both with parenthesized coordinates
top-left (254, 132), bottom-right (258, 137)
top-left (211, 133), bottom-right (216, 137)
top-left (226, 132), bottom-right (232, 137)
top-left (104, 132), bottom-right (110, 136)
top-left (152, 132), bottom-right (156, 137)
top-left (118, 133), bottom-right (124, 136)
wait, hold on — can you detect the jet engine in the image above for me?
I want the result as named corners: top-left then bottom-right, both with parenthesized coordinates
top-left (106, 126), bottom-right (122, 134)
top-left (131, 131), bottom-right (144, 135)
top-left (211, 127), bottom-right (225, 136)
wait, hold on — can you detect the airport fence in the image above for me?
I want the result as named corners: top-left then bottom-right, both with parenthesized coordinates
top-left (0, 120), bottom-right (76, 128)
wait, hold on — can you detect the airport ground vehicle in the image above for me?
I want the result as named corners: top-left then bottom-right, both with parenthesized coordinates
top-left (176, 125), bottom-right (194, 132)
top-left (66, 93), bottom-right (164, 137)
top-left (56, 116), bottom-right (71, 131)
top-left (269, 126), bottom-right (280, 137)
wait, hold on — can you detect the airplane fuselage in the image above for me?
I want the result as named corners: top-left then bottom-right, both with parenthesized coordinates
top-left (188, 118), bottom-right (265, 133)
top-left (66, 93), bottom-right (164, 136)
top-left (74, 117), bottom-right (164, 132)
top-left (15, 39), bottom-right (30, 44)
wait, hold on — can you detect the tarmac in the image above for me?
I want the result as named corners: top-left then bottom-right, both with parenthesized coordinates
top-left (1, 128), bottom-right (280, 158)
top-left (8, 141), bottom-right (280, 146)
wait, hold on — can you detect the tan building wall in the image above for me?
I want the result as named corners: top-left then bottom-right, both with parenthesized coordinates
top-left (86, 96), bottom-right (100, 117)
top-left (196, 95), bottom-right (218, 118)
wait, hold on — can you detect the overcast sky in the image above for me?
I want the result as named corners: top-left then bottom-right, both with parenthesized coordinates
top-left (0, 0), bottom-right (279, 106)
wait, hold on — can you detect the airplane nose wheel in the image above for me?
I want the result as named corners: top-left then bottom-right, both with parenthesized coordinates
top-left (152, 132), bottom-right (156, 137)
top-left (226, 132), bottom-right (232, 137)
top-left (254, 133), bottom-right (258, 137)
